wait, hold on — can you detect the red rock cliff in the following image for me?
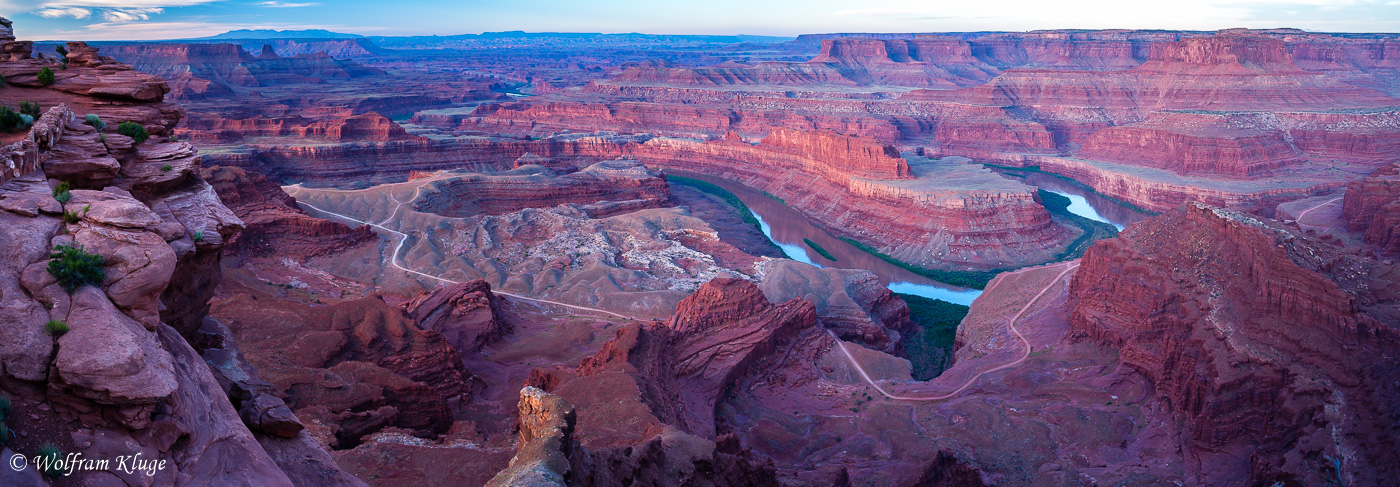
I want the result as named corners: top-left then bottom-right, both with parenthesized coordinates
top-left (1343, 162), bottom-right (1400, 255)
top-left (1069, 203), bottom-right (1400, 485)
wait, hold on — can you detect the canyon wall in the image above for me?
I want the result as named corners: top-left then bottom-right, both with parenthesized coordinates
top-left (1343, 162), bottom-right (1400, 255)
top-left (1069, 203), bottom-right (1400, 485)
top-left (0, 27), bottom-right (368, 486)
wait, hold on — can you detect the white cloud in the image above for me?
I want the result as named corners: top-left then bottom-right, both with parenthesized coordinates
top-left (34, 6), bottom-right (91, 18)
top-left (30, 20), bottom-right (374, 40)
top-left (100, 7), bottom-right (163, 22)
top-left (259, 1), bottom-right (320, 6)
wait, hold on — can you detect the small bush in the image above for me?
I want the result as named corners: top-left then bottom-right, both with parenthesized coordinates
top-left (52, 181), bottom-right (71, 204)
top-left (85, 113), bottom-right (106, 131)
top-left (55, 45), bottom-right (68, 58)
top-left (45, 320), bottom-right (69, 336)
top-left (0, 105), bottom-right (23, 132)
top-left (37, 443), bottom-right (62, 477)
top-left (802, 238), bottom-right (837, 262)
top-left (192, 230), bottom-right (204, 242)
top-left (18, 100), bottom-right (40, 119)
top-left (62, 210), bottom-right (81, 224)
top-left (47, 245), bottom-right (106, 294)
top-left (160, 163), bottom-right (173, 172)
top-left (0, 395), bottom-right (11, 420)
top-left (117, 121), bottom-right (148, 144)
top-left (37, 67), bottom-right (54, 86)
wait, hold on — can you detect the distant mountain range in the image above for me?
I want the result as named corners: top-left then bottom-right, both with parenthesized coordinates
top-left (201, 29), bottom-right (364, 40)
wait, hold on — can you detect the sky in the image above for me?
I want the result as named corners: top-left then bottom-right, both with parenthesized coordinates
top-left (4, 0), bottom-right (1400, 41)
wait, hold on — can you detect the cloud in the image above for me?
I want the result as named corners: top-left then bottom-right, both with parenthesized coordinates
top-left (34, 6), bottom-right (91, 18)
top-left (35, 20), bottom-right (373, 40)
top-left (101, 7), bottom-right (163, 22)
top-left (259, 1), bottom-right (320, 6)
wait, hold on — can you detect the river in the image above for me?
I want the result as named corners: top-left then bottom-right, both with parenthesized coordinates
top-left (673, 167), bottom-right (1149, 306)
top-left (989, 167), bottom-right (1152, 230)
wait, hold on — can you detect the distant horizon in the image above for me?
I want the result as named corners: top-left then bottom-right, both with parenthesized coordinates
top-left (16, 26), bottom-right (1400, 44)
top-left (5, 0), bottom-right (1400, 41)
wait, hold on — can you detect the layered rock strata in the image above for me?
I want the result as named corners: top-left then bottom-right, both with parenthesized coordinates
top-left (1070, 203), bottom-right (1400, 485)
top-left (522, 277), bottom-right (799, 484)
top-left (1343, 162), bottom-right (1400, 255)
top-left (0, 25), bottom-right (364, 485)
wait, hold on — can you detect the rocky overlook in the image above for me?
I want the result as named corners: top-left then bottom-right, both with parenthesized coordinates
top-left (0, 20), bottom-right (375, 485)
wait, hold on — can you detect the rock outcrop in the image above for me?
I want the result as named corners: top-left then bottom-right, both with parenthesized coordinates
top-left (519, 277), bottom-right (799, 484)
top-left (213, 294), bottom-right (474, 446)
top-left (1069, 203), bottom-right (1400, 485)
top-left (412, 159), bottom-right (671, 218)
top-left (202, 164), bottom-right (376, 257)
top-left (0, 22), bottom-right (364, 485)
top-left (1343, 162), bottom-right (1400, 255)
top-left (485, 387), bottom-right (576, 487)
top-left (402, 279), bottom-right (510, 353)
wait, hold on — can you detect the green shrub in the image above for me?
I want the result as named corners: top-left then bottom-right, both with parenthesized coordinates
top-left (0, 105), bottom-right (22, 132)
top-left (37, 444), bottom-right (62, 477)
top-left (670, 175), bottom-right (769, 235)
top-left (160, 163), bottom-right (173, 172)
top-left (18, 100), bottom-right (40, 119)
top-left (1037, 189), bottom-right (1120, 262)
top-left (55, 45), bottom-right (68, 58)
top-left (117, 121), bottom-right (148, 144)
top-left (0, 395), bottom-right (11, 420)
top-left (61, 210), bottom-right (81, 224)
top-left (52, 181), bottom-right (71, 204)
top-left (0, 422), bottom-right (9, 446)
top-left (897, 294), bottom-right (971, 380)
top-left (37, 67), bottom-right (54, 86)
top-left (47, 245), bottom-right (106, 294)
top-left (192, 230), bottom-right (204, 242)
top-left (802, 238), bottom-right (837, 262)
top-left (45, 320), bottom-right (68, 336)
top-left (84, 113), bottom-right (106, 131)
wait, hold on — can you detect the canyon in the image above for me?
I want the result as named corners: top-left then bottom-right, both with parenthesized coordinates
top-left (1, 15), bottom-right (1398, 487)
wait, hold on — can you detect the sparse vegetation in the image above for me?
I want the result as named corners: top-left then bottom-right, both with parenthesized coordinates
top-left (898, 294), bottom-right (971, 380)
top-left (37, 443), bottom-right (63, 477)
top-left (52, 181), bottom-right (71, 204)
top-left (62, 210), bottom-right (81, 224)
top-left (45, 319), bottom-right (69, 336)
top-left (0, 395), bottom-right (11, 446)
top-left (117, 121), bottom-right (149, 144)
top-left (37, 66), bottom-right (54, 86)
top-left (18, 100), bottom-right (40, 119)
top-left (1037, 189), bottom-right (1120, 262)
top-left (802, 238), bottom-right (837, 262)
top-left (670, 175), bottom-right (770, 236)
top-left (47, 244), bottom-right (106, 294)
top-left (85, 113), bottom-right (106, 131)
top-left (160, 163), bottom-right (173, 172)
top-left (192, 230), bottom-right (204, 242)
top-left (0, 104), bottom-right (31, 132)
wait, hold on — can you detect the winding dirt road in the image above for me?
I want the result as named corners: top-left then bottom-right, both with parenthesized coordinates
top-left (289, 180), bottom-right (631, 320)
top-left (831, 260), bottom-right (1080, 402)
top-left (1293, 196), bottom-right (1342, 228)
top-left (288, 175), bottom-right (1082, 399)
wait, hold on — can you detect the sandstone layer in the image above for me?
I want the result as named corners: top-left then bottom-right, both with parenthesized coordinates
top-left (1070, 203), bottom-right (1400, 485)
